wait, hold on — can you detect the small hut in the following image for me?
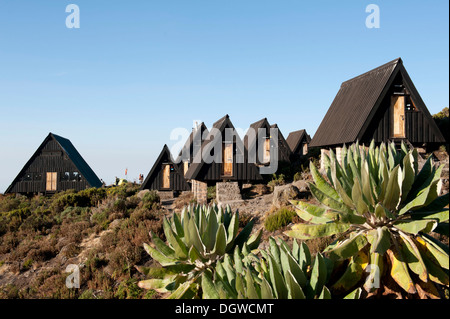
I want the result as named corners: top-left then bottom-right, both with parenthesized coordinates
top-left (184, 115), bottom-right (263, 203)
top-left (140, 144), bottom-right (190, 194)
top-left (286, 129), bottom-right (311, 160)
top-left (309, 58), bottom-right (446, 168)
top-left (5, 133), bottom-right (102, 195)
top-left (243, 118), bottom-right (292, 167)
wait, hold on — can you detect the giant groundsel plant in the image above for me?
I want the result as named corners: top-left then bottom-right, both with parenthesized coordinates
top-left (286, 141), bottom-right (449, 296)
top-left (138, 204), bottom-right (262, 298)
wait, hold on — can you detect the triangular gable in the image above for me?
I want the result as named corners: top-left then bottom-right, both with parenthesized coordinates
top-left (51, 134), bottom-right (102, 188)
top-left (175, 122), bottom-right (209, 164)
top-left (244, 118), bottom-right (271, 159)
top-left (310, 58), bottom-right (445, 148)
top-left (286, 129), bottom-right (310, 154)
top-left (310, 58), bottom-right (400, 148)
top-left (141, 144), bottom-right (189, 191)
top-left (5, 134), bottom-right (53, 193)
top-left (5, 133), bottom-right (102, 193)
top-left (184, 115), bottom-right (262, 181)
top-left (270, 123), bottom-right (293, 159)
top-left (243, 118), bottom-right (292, 164)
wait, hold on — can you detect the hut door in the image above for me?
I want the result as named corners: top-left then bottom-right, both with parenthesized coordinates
top-left (302, 142), bottom-right (308, 155)
top-left (183, 161), bottom-right (189, 177)
top-left (46, 172), bottom-right (57, 191)
top-left (222, 143), bottom-right (233, 176)
top-left (162, 165), bottom-right (171, 189)
top-left (263, 138), bottom-right (271, 163)
top-left (390, 96), bottom-right (406, 138)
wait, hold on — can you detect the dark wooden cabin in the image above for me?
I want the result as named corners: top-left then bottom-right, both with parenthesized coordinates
top-left (5, 133), bottom-right (102, 195)
top-left (286, 129), bottom-right (311, 160)
top-left (243, 118), bottom-right (292, 168)
top-left (140, 144), bottom-right (190, 193)
top-left (175, 122), bottom-right (209, 178)
top-left (184, 114), bottom-right (263, 185)
top-left (310, 58), bottom-right (446, 152)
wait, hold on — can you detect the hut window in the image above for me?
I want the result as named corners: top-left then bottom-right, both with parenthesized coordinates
top-left (62, 172), bottom-right (70, 181)
top-left (405, 96), bottom-right (417, 111)
top-left (71, 172), bottom-right (80, 182)
top-left (33, 173), bottom-right (43, 181)
top-left (23, 173), bottom-right (33, 181)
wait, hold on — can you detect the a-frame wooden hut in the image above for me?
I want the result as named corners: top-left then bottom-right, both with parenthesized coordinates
top-left (184, 115), bottom-right (263, 202)
top-left (175, 122), bottom-right (209, 178)
top-left (5, 133), bottom-right (102, 195)
top-left (286, 129), bottom-right (311, 159)
top-left (270, 123), bottom-right (295, 163)
top-left (311, 58), bottom-right (445, 149)
top-left (140, 144), bottom-right (190, 193)
top-left (243, 118), bottom-right (292, 168)
top-left (309, 58), bottom-right (446, 168)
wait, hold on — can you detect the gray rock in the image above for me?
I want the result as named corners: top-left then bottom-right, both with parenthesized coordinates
top-left (272, 184), bottom-right (301, 209)
top-left (292, 180), bottom-right (309, 192)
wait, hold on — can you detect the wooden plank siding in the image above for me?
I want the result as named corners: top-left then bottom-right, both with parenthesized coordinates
top-left (143, 163), bottom-right (189, 191)
top-left (7, 137), bottom-right (94, 194)
top-left (310, 58), bottom-right (445, 149)
top-left (140, 145), bottom-right (190, 192)
top-left (185, 115), bottom-right (263, 185)
top-left (363, 89), bottom-right (442, 145)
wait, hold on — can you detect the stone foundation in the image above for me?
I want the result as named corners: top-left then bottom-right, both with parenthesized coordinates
top-left (157, 190), bottom-right (174, 200)
top-left (216, 182), bottom-right (243, 206)
top-left (192, 180), bottom-right (207, 204)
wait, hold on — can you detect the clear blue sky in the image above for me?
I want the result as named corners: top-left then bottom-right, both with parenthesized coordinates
top-left (0, 0), bottom-right (448, 192)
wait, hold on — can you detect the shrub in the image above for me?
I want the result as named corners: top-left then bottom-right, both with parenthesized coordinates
top-left (207, 186), bottom-right (216, 201)
top-left (107, 183), bottom-right (140, 199)
top-left (50, 188), bottom-right (107, 213)
top-left (268, 174), bottom-right (286, 192)
top-left (293, 171), bottom-right (302, 182)
top-left (0, 195), bottom-right (22, 213)
top-left (79, 289), bottom-right (96, 299)
top-left (58, 206), bottom-right (90, 224)
top-left (91, 210), bottom-right (110, 230)
top-left (22, 258), bottom-right (34, 271)
top-left (1, 208), bottom-right (32, 232)
top-left (114, 278), bottom-right (143, 299)
top-left (141, 191), bottom-right (160, 210)
top-left (286, 140), bottom-right (449, 297)
top-left (264, 207), bottom-right (297, 232)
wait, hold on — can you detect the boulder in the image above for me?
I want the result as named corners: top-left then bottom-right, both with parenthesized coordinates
top-left (251, 184), bottom-right (271, 196)
top-left (272, 184), bottom-right (301, 209)
top-left (292, 180), bottom-right (309, 193)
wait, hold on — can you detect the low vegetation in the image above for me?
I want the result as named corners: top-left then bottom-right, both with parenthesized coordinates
top-left (0, 183), bottom-right (164, 299)
top-left (0, 140), bottom-right (448, 299)
top-left (264, 207), bottom-right (297, 232)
